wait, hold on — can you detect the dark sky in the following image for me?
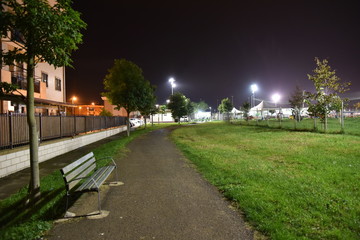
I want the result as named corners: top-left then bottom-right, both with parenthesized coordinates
top-left (67, 0), bottom-right (360, 108)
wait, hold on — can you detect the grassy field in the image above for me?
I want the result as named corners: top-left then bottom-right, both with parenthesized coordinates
top-left (171, 122), bottom-right (360, 239)
top-left (233, 117), bottom-right (360, 136)
top-left (0, 123), bottom-right (172, 240)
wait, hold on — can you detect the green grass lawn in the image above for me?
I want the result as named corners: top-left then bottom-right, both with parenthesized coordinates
top-left (233, 117), bottom-right (360, 136)
top-left (171, 122), bottom-right (360, 239)
top-left (0, 123), bottom-right (173, 240)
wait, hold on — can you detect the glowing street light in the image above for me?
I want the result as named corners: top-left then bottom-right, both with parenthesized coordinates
top-left (272, 93), bottom-right (281, 107)
top-left (250, 84), bottom-right (258, 108)
top-left (71, 96), bottom-right (77, 104)
top-left (166, 99), bottom-right (170, 104)
top-left (169, 77), bottom-right (176, 95)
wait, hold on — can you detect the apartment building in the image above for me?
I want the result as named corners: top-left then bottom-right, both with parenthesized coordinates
top-left (0, 0), bottom-right (67, 115)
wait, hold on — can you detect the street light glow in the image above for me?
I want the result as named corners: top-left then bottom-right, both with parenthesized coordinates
top-left (251, 84), bottom-right (258, 94)
top-left (169, 77), bottom-right (175, 84)
top-left (169, 77), bottom-right (176, 95)
top-left (272, 93), bottom-right (281, 103)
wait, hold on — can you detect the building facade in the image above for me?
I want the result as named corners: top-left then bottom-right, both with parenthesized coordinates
top-left (0, 0), bottom-right (66, 115)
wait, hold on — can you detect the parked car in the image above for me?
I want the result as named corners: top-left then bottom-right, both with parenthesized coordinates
top-left (129, 118), bottom-right (140, 127)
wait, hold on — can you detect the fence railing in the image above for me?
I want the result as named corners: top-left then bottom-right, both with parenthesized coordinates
top-left (0, 113), bottom-right (126, 150)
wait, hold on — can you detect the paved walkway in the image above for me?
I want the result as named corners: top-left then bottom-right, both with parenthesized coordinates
top-left (47, 128), bottom-right (254, 240)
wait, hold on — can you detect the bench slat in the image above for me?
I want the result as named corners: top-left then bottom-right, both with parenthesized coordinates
top-left (76, 166), bottom-right (115, 192)
top-left (64, 157), bottom-right (96, 183)
top-left (61, 152), bottom-right (94, 174)
top-left (67, 164), bottom-right (96, 191)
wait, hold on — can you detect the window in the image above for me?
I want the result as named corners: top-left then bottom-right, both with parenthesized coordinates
top-left (55, 77), bottom-right (61, 91)
top-left (41, 72), bottom-right (48, 87)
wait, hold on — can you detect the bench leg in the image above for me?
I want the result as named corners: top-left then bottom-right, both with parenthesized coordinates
top-left (64, 192), bottom-right (70, 217)
top-left (97, 190), bottom-right (101, 213)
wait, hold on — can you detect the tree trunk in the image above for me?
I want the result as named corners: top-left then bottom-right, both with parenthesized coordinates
top-left (126, 113), bottom-right (130, 137)
top-left (144, 117), bottom-right (147, 129)
top-left (26, 57), bottom-right (40, 203)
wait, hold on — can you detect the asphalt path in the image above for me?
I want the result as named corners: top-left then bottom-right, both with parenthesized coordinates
top-left (47, 127), bottom-right (254, 240)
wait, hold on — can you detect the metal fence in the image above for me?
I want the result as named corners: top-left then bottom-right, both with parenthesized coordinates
top-left (0, 113), bottom-right (126, 150)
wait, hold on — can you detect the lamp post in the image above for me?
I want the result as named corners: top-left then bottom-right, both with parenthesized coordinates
top-left (169, 77), bottom-right (176, 95)
top-left (251, 84), bottom-right (258, 108)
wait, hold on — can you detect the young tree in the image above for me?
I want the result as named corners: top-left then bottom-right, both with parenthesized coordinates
top-left (1, 0), bottom-right (86, 202)
top-left (167, 92), bottom-right (188, 124)
top-left (305, 58), bottom-right (350, 131)
top-left (289, 85), bottom-right (304, 123)
top-left (218, 98), bottom-right (233, 121)
top-left (103, 59), bottom-right (146, 136)
top-left (241, 101), bottom-right (250, 121)
top-left (138, 82), bottom-right (157, 129)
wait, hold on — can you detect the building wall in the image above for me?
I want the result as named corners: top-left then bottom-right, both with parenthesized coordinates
top-left (0, 125), bottom-right (127, 178)
top-left (35, 62), bottom-right (65, 102)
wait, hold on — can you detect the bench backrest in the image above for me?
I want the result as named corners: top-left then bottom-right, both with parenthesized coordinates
top-left (60, 152), bottom-right (96, 191)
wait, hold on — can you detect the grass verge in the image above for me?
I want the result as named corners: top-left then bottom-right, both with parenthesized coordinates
top-left (232, 117), bottom-right (360, 136)
top-left (0, 123), bottom-right (172, 240)
top-left (171, 122), bottom-right (360, 239)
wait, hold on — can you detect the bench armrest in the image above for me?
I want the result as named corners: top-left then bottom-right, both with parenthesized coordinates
top-left (96, 156), bottom-right (117, 167)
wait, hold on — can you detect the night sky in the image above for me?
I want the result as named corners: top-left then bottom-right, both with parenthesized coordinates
top-left (67, 0), bottom-right (360, 109)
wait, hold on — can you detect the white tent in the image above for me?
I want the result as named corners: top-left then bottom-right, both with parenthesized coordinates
top-left (231, 107), bottom-right (242, 114)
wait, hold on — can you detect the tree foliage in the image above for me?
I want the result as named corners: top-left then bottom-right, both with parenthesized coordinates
top-left (0, 0), bottom-right (85, 202)
top-left (218, 98), bottom-right (233, 113)
top-left (167, 92), bottom-right (189, 123)
top-left (241, 101), bottom-right (250, 121)
top-left (138, 82), bottom-right (157, 128)
top-left (289, 85), bottom-right (304, 122)
top-left (103, 59), bottom-right (151, 135)
top-left (305, 58), bottom-right (350, 130)
top-left (193, 100), bottom-right (208, 112)
top-left (218, 98), bottom-right (233, 121)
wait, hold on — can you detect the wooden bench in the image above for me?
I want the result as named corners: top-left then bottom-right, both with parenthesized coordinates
top-left (60, 152), bottom-right (119, 216)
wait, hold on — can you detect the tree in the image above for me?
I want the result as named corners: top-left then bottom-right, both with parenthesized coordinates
top-left (218, 98), bottom-right (233, 121)
top-left (103, 59), bottom-right (147, 136)
top-left (1, 0), bottom-right (86, 202)
top-left (193, 100), bottom-right (209, 112)
top-left (138, 82), bottom-right (157, 129)
top-left (288, 85), bottom-right (304, 123)
top-left (305, 58), bottom-right (350, 131)
top-left (167, 92), bottom-right (188, 124)
top-left (241, 101), bottom-right (250, 121)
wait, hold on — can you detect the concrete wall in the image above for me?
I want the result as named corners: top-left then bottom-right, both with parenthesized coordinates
top-left (0, 126), bottom-right (127, 178)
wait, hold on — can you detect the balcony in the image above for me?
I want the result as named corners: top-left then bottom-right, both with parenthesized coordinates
top-left (11, 73), bottom-right (40, 93)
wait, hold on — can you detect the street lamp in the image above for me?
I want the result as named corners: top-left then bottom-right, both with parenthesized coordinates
top-left (272, 93), bottom-right (281, 107)
top-left (251, 84), bottom-right (258, 108)
top-left (169, 77), bottom-right (176, 95)
top-left (71, 96), bottom-right (77, 104)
